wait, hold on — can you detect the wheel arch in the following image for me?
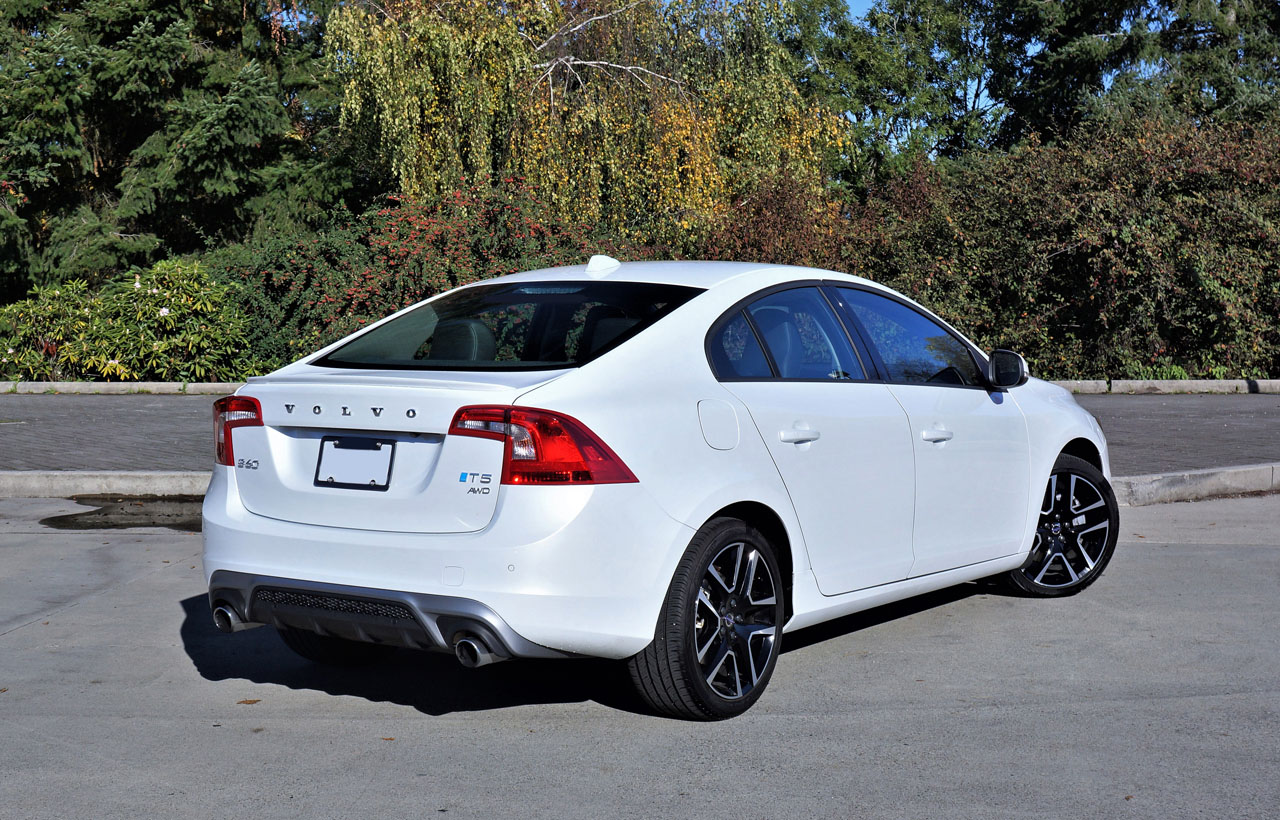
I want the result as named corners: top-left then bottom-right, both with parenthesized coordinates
top-left (1060, 437), bottom-right (1103, 472)
top-left (707, 501), bottom-right (795, 624)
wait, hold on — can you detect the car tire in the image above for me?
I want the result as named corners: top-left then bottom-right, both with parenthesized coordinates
top-left (627, 517), bottom-right (784, 720)
top-left (276, 627), bottom-right (390, 666)
top-left (1006, 454), bottom-right (1120, 597)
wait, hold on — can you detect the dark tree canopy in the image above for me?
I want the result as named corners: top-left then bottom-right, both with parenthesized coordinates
top-left (0, 0), bottom-right (1276, 302)
top-left (0, 0), bottom-right (378, 301)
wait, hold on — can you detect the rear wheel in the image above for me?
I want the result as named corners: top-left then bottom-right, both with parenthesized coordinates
top-left (276, 627), bottom-right (390, 666)
top-left (1007, 454), bottom-right (1119, 597)
top-left (628, 517), bottom-right (784, 720)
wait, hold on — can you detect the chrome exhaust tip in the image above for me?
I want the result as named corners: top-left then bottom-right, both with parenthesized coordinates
top-left (212, 604), bottom-right (261, 633)
top-left (455, 637), bottom-right (503, 668)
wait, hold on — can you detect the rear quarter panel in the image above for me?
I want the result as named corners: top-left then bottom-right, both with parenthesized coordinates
top-left (512, 279), bottom-right (811, 593)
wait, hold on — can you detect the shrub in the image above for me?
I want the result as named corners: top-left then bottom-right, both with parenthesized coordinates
top-left (699, 172), bottom-right (848, 271)
top-left (0, 259), bottom-right (267, 381)
top-left (834, 117), bottom-right (1280, 379)
top-left (208, 178), bottom-right (641, 363)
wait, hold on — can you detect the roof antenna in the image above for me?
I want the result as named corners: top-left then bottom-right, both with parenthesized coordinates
top-left (584, 255), bottom-right (621, 279)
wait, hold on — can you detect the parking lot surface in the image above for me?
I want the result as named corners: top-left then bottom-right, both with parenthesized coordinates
top-left (1, 495), bottom-right (1277, 819)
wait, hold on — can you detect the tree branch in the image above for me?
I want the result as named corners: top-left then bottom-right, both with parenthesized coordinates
top-left (535, 1), bottom-right (646, 52)
top-left (529, 56), bottom-right (683, 90)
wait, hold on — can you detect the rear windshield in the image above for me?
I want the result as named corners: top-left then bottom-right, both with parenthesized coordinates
top-left (314, 281), bottom-right (703, 371)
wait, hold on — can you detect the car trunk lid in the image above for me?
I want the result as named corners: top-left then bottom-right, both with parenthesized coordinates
top-left (228, 370), bottom-right (560, 533)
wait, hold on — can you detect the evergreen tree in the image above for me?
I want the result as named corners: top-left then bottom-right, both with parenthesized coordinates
top-left (1154, 0), bottom-right (1280, 120)
top-left (0, 0), bottom-right (366, 301)
top-left (986, 0), bottom-right (1158, 145)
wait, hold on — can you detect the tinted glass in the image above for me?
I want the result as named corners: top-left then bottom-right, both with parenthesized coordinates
top-left (839, 288), bottom-right (983, 386)
top-left (317, 281), bottom-right (702, 370)
top-left (745, 288), bottom-right (863, 380)
top-left (708, 312), bottom-right (773, 378)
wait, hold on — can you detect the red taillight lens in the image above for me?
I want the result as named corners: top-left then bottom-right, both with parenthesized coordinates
top-left (213, 396), bottom-right (263, 466)
top-left (450, 406), bottom-right (638, 485)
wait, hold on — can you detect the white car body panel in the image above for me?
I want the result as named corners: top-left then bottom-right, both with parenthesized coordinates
top-left (887, 383), bottom-right (1032, 577)
top-left (203, 260), bottom-right (1112, 663)
top-left (725, 380), bottom-right (916, 594)
top-left (205, 469), bottom-right (695, 658)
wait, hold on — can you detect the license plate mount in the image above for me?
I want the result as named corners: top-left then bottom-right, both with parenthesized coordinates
top-left (313, 436), bottom-right (396, 491)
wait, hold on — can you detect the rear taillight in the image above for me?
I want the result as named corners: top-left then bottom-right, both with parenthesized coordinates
top-left (450, 406), bottom-right (638, 485)
top-left (214, 396), bottom-right (263, 466)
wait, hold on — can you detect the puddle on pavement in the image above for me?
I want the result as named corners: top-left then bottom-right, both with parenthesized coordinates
top-left (41, 495), bottom-right (204, 532)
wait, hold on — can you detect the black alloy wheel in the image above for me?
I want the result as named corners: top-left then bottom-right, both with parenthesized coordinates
top-left (694, 540), bottom-right (780, 701)
top-left (1008, 454), bottom-right (1119, 597)
top-left (629, 517), bottom-right (784, 720)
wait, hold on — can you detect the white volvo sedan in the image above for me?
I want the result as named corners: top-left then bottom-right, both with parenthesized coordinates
top-left (203, 256), bottom-right (1118, 719)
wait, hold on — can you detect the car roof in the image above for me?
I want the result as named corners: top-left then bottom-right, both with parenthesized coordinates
top-left (490, 259), bottom-right (882, 291)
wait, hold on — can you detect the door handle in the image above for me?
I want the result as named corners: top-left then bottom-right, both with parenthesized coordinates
top-left (921, 428), bottom-right (954, 443)
top-left (779, 427), bottom-right (821, 444)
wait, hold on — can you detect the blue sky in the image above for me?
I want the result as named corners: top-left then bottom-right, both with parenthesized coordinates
top-left (846, 0), bottom-right (874, 19)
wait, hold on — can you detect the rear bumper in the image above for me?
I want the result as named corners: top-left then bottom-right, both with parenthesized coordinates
top-left (202, 466), bottom-right (696, 659)
top-left (208, 570), bottom-right (572, 659)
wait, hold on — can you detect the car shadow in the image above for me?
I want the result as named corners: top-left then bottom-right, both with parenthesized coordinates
top-left (782, 579), bottom-right (1011, 654)
top-left (180, 579), bottom-right (1017, 716)
top-left (178, 595), bottom-right (649, 717)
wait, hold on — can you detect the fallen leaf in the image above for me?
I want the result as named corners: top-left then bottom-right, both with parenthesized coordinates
top-left (237, 699), bottom-right (261, 705)
top-left (0, 688), bottom-right (8, 694)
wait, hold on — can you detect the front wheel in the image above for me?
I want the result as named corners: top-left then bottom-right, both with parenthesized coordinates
top-left (628, 518), bottom-right (784, 720)
top-left (1007, 454), bottom-right (1119, 597)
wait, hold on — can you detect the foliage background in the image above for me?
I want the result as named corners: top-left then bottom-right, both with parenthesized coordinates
top-left (2, 0), bottom-right (1277, 381)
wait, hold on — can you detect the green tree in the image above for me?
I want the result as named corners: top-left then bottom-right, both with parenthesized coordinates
top-left (780, 0), bottom-right (1006, 186)
top-left (327, 0), bottom-right (848, 246)
top-left (1152, 0), bottom-right (1280, 119)
top-left (986, 0), bottom-right (1158, 145)
top-left (0, 0), bottom-right (366, 301)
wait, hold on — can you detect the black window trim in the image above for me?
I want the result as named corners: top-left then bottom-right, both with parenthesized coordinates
top-left (741, 309), bottom-right (781, 379)
top-left (704, 280), bottom-right (874, 384)
top-left (705, 279), bottom-right (1000, 392)
top-left (826, 283), bottom-right (999, 393)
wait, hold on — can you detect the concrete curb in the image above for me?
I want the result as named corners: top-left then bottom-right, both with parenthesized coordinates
top-left (0, 471), bottom-right (211, 498)
top-left (1110, 463), bottom-right (1280, 507)
top-left (2, 379), bottom-right (1279, 395)
top-left (3, 465), bottom-right (1278, 507)
top-left (1051, 380), bottom-right (1109, 394)
top-left (1108, 379), bottom-right (1280, 395)
top-left (2, 382), bottom-right (240, 395)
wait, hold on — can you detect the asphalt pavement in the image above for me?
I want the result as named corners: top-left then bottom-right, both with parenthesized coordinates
top-left (1, 494), bottom-right (1277, 819)
top-left (2, 392), bottom-right (1278, 476)
top-left (1074, 393), bottom-right (1280, 475)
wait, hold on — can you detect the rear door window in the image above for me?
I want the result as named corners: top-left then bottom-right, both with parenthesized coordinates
top-left (316, 281), bottom-right (702, 371)
top-left (745, 288), bottom-right (864, 380)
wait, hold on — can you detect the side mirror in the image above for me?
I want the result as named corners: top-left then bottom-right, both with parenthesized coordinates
top-left (988, 349), bottom-right (1029, 388)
